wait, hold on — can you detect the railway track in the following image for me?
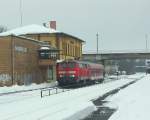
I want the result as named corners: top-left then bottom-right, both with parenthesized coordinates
top-left (0, 74), bottom-right (142, 97)
top-left (40, 75), bottom-right (132, 98)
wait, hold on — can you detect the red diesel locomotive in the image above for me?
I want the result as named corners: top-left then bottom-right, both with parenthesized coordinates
top-left (56, 60), bottom-right (104, 86)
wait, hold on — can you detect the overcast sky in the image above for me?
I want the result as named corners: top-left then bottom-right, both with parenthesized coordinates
top-left (0, 0), bottom-right (150, 52)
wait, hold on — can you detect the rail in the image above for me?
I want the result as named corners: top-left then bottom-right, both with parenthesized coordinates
top-left (41, 74), bottom-right (145, 98)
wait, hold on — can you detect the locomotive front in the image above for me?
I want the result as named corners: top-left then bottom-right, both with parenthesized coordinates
top-left (56, 61), bottom-right (79, 86)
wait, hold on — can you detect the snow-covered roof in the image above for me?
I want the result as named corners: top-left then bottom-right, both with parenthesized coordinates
top-left (0, 24), bottom-right (85, 42)
top-left (0, 24), bottom-right (59, 36)
top-left (40, 46), bottom-right (50, 50)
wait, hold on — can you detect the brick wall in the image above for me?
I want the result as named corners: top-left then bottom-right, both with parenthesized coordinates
top-left (0, 36), bottom-right (49, 86)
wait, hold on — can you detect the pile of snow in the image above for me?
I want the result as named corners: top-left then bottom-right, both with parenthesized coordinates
top-left (0, 24), bottom-right (59, 36)
top-left (106, 74), bottom-right (150, 120)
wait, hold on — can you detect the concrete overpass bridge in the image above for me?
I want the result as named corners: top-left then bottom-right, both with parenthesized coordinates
top-left (82, 50), bottom-right (150, 75)
top-left (82, 50), bottom-right (150, 61)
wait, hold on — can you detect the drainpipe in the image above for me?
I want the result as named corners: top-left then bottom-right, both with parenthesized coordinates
top-left (11, 35), bottom-right (14, 85)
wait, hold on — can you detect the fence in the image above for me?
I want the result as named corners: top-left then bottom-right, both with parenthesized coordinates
top-left (40, 87), bottom-right (70, 98)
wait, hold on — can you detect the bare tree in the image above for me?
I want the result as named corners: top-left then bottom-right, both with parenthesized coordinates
top-left (0, 25), bottom-right (7, 33)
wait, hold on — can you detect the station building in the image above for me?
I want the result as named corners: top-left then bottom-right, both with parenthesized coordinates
top-left (0, 22), bottom-right (84, 86)
top-left (0, 35), bottom-right (59, 86)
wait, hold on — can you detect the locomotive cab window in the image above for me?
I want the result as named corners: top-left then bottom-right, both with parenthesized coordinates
top-left (60, 63), bottom-right (67, 68)
top-left (59, 62), bottom-right (76, 68)
top-left (68, 62), bottom-right (76, 68)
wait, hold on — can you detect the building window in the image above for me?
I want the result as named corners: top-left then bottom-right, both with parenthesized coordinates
top-left (65, 43), bottom-right (67, 55)
top-left (38, 50), bottom-right (59, 60)
top-left (67, 44), bottom-right (69, 55)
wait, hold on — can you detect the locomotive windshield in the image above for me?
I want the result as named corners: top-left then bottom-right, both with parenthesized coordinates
top-left (59, 62), bottom-right (76, 68)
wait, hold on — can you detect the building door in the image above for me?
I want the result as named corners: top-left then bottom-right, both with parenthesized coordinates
top-left (47, 65), bottom-right (53, 81)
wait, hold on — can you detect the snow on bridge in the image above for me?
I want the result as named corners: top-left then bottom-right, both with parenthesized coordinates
top-left (83, 50), bottom-right (150, 60)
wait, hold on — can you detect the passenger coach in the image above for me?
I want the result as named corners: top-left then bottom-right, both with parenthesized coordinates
top-left (56, 60), bottom-right (104, 86)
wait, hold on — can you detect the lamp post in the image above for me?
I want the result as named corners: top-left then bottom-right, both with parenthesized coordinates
top-left (145, 34), bottom-right (148, 52)
top-left (96, 33), bottom-right (99, 54)
top-left (19, 0), bottom-right (23, 26)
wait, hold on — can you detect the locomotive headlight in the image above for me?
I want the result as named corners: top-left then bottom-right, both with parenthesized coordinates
top-left (60, 75), bottom-right (63, 77)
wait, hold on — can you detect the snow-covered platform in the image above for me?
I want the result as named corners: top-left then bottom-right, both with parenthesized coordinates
top-left (0, 73), bottom-right (145, 120)
top-left (106, 74), bottom-right (150, 120)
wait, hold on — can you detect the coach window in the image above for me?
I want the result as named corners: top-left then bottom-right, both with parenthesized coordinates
top-left (84, 64), bottom-right (88, 68)
top-left (82, 64), bottom-right (85, 68)
top-left (79, 63), bottom-right (83, 68)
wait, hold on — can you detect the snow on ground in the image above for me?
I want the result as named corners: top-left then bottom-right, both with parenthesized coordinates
top-left (106, 73), bottom-right (150, 120)
top-left (0, 81), bottom-right (57, 94)
top-left (0, 73), bottom-right (145, 120)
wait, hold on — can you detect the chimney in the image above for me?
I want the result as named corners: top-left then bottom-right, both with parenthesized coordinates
top-left (50, 21), bottom-right (56, 30)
